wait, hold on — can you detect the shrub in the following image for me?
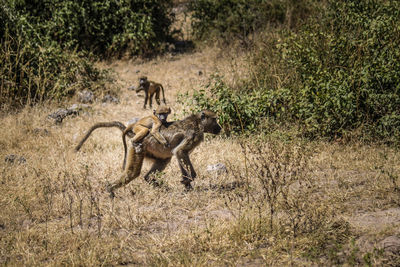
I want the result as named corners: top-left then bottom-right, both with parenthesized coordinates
top-left (6, 0), bottom-right (174, 57)
top-left (1, 0), bottom-right (174, 107)
top-left (283, 0), bottom-right (400, 140)
top-left (179, 74), bottom-right (289, 135)
top-left (188, 0), bottom-right (400, 142)
top-left (0, 4), bottom-right (112, 108)
top-left (188, 0), bottom-right (311, 44)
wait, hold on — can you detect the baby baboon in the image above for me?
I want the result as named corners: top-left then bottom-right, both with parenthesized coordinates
top-left (135, 76), bottom-right (166, 109)
top-left (75, 110), bottom-right (222, 196)
top-left (122, 105), bottom-right (171, 170)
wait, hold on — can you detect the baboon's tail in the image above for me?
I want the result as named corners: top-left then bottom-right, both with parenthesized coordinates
top-left (74, 121), bottom-right (127, 151)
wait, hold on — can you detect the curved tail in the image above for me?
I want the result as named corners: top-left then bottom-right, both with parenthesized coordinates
top-left (74, 121), bottom-right (127, 152)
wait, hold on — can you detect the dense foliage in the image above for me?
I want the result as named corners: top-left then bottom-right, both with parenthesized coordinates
top-left (189, 0), bottom-right (400, 142)
top-left (6, 0), bottom-right (173, 56)
top-left (0, 0), bottom-right (173, 107)
top-left (188, 0), bottom-right (311, 43)
top-left (285, 0), bottom-right (400, 140)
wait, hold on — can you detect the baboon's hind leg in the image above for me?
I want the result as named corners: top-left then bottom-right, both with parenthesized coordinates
top-left (155, 90), bottom-right (161, 105)
top-left (107, 145), bottom-right (144, 197)
top-left (176, 151), bottom-right (197, 190)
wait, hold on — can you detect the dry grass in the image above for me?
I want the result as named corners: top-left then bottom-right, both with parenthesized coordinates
top-left (1, 47), bottom-right (400, 266)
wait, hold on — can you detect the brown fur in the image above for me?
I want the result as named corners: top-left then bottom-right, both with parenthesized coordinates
top-left (136, 76), bottom-right (166, 109)
top-left (74, 110), bottom-right (222, 196)
top-left (122, 114), bottom-right (168, 170)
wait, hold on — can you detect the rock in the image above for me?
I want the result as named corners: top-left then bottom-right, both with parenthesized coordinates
top-left (127, 117), bottom-right (139, 125)
top-left (206, 163), bottom-right (227, 174)
top-left (102, 94), bottom-right (119, 104)
top-left (128, 85), bottom-right (136, 91)
top-left (47, 104), bottom-right (89, 124)
top-left (198, 70), bottom-right (203, 76)
top-left (77, 90), bottom-right (94, 103)
top-left (47, 108), bottom-right (71, 124)
top-left (68, 103), bottom-right (90, 113)
top-left (5, 154), bottom-right (26, 164)
top-left (32, 128), bottom-right (50, 136)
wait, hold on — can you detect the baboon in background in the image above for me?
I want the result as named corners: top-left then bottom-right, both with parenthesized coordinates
top-left (75, 110), bottom-right (222, 197)
top-left (135, 76), bottom-right (166, 109)
top-left (122, 106), bottom-right (171, 170)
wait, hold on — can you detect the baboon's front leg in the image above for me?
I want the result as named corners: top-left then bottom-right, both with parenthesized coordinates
top-left (107, 145), bottom-right (144, 197)
top-left (175, 151), bottom-right (196, 190)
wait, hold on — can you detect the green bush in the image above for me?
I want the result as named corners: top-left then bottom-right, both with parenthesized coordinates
top-left (0, 4), bottom-right (111, 108)
top-left (284, 0), bottom-right (400, 140)
top-left (178, 73), bottom-right (290, 135)
top-left (188, 0), bottom-right (311, 43)
top-left (188, 0), bottom-right (400, 142)
top-left (7, 0), bottom-right (174, 57)
top-left (1, 0), bottom-right (174, 108)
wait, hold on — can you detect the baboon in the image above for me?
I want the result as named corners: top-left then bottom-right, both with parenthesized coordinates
top-left (136, 76), bottom-right (166, 109)
top-left (75, 110), bottom-right (222, 196)
top-left (122, 106), bottom-right (171, 170)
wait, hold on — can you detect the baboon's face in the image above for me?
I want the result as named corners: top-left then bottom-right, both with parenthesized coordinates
top-left (200, 110), bottom-right (222, 135)
top-left (156, 113), bottom-right (169, 124)
top-left (136, 77), bottom-right (148, 92)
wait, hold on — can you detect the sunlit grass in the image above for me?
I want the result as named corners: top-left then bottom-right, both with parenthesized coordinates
top-left (1, 43), bottom-right (400, 266)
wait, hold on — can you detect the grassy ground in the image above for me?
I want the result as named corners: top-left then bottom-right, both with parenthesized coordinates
top-left (1, 46), bottom-right (400, 266)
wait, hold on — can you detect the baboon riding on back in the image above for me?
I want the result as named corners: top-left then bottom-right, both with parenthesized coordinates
top-left (75, 109), bottom-right (222, 197)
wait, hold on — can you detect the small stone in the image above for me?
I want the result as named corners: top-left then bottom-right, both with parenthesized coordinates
top-left (47, 104), bottom-right (89, 124)
top-left (47, 108), bottom-right (70, 124)
top-left (5, 154), bottom-right (26, 164)
top-left (206, 163), bottom-right (227, 174)
top-left (32, 128), bottom-right (50, 136)
top-left (102, 94), bottom-right (119, 104)
top-left (77, 90), bottom-right (94, 103)
top-left (68, 103), bottom-right (89, 112)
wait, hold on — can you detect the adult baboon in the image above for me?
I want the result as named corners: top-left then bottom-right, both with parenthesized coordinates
top-left (75, 110), bottom-right (222, 196)
top-left (136, 76), bottom-right (166, 109)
